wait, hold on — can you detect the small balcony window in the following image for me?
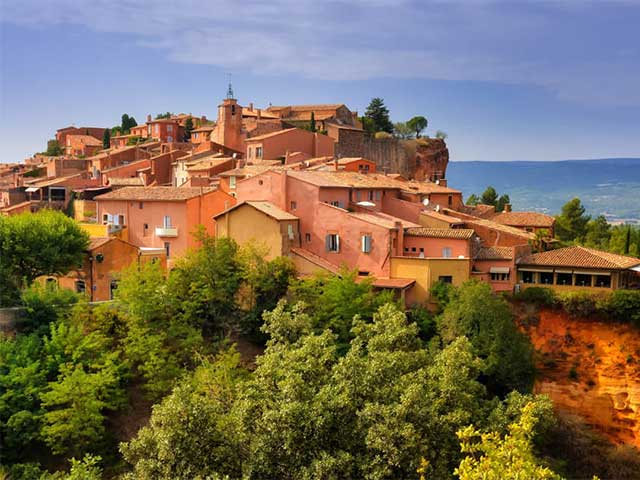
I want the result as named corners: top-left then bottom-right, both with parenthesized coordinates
top-left (442, 247), bottom-right (452, 258)
top-left (325, 234), bottom-right (340, 253)
top-left (361, 235), bottom-right (372, 253)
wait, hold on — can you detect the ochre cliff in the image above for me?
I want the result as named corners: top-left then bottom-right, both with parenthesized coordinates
top-left (520, 307), bottom-right (640, 447)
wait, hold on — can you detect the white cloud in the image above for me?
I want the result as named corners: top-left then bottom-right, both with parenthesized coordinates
top-left (3, 0), bottom-right (639, 105)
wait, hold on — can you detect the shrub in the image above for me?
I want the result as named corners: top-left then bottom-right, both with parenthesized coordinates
top-left (514, 287), bottom-right (557, 306)
top-left (557, 291), bottom-right (598, 318)
top-left (604, 290), bottom-right (640, 327)
top-left (374, 131), bottom-right (393, 139)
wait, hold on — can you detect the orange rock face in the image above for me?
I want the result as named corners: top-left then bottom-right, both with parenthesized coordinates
top-left (522, 308), bottom-right (640, 447)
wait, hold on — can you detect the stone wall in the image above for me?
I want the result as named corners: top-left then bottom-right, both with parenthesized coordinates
top-left (361, 137), bottom-right (449, 180)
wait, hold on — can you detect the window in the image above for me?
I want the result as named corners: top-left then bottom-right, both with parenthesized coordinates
top-left (75, 280), bottom-right (86, 294)
top-left (164, 242), bottom-right (171, 258)
top-left (594, 275), bottom-right (611, 288)
top-left (540, 272), bottom-right (553, 284)
top-left (521, 271), bottom-right (535, 284)
top-left (361, 235), bottom-right (372, 253)
top-left (330, 200), bottom-right (343, 208)
top-left (110, 280), bottom-right (118, 300)
top-left (231, 104), bottom-right (236, 115)
top-left (325, 234), bottom-right (340, 252)
top-left (229, 176), bottom-right (237, 189)
top-left (575, 274), bottom-right (591, 286)
top-left (287, 224), bottom-right (295, 240)
top-left (256, 146), bottom-right (263, 159)
top-left (167, 136), bottom-right (173, 143)
top-left (442, 247), bottom-right (452, 258)
top-left (117, 214), bottom-right (125, 226)
top-left (103, 213), bottom-right (110, 224)
top-left (438, 276), bottom-right (453, 284)
top-left (556, 272), bottom-right (572, 285)
top-left (375, 190), bottom-right (381, 201)
top-left (167, 124), bottom-right (173, 132)
top-left (139, 202), bottom-right (144, 209)
top-left (155, 124), bottom-right (160, 134)
top-left (290, 201), bottom-right (297, 210)
top-left (368, 190), bottom-right (374, 201)
top-left (163, 216), bottom-right (172, 228)
top-left (491, 272), bottom-right (510, 281)
top-left (448, 195), bottom-right (453, 207)
top-left (305, 233), bottom-right (311, 242)
top-left (355, 191), bottom-right (361, 201)
top-left (143, 223), bottom-right (149, 236)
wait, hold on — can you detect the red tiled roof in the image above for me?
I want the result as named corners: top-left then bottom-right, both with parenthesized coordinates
top-left (490, 211), bottom-right (555, 228)
top-left (476, 246), bottom-right (514, 260)
top-left (244, 128), bottom-right (299, 142)
top-left (370, 277), bottom-right (416, 289)
top-left (89, 237), bottom-right (112, 250)
top-left (518, 246), bottom-right (640, 270)
top-left (67, 134), bottom-right (102, 146)
top-left (422, 210), bottom-right (464, 224)
top-left (95, 186), bottom-right (215, 202)
top-left (214, 201), bottom-right (298, 221)
top-left (404, 227), bottom-right (475, 240)
top-left (464, 217), bottom-right (537, 240)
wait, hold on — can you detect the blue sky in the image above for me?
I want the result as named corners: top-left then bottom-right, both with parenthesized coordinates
top-left (1, 0), bottom-right (639, 162)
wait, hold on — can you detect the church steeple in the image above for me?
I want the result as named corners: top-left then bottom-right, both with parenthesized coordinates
top-left (226, 82), bottom-right (234, 100)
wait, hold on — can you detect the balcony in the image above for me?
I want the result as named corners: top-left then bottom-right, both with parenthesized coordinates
top-left (155, 226), bottom-right (178, 237)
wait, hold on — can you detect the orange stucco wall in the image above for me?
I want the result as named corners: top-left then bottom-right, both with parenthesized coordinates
top-left (246, 129), bottom-right (334, 161)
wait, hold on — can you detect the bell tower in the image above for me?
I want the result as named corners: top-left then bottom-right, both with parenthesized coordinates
top-left (212, 83), bottom-right (243, 152)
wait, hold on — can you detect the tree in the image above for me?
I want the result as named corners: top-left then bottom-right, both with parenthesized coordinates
top-left (480, 186), bottom-right (498, 206)
top-left (435, 130), bottom-right (448, 140)
top-left (155, 112), bottom-right (172, 119)
top-left (309, 112), bottom-right (316, 132)
top-left (585, 215), bottom-right (611, 250)
top-left (360, 115), bottom-right (376, 134)
top-left (624, 226), bottom-right (631, 254)
top-left (437, 280), bottom-right (535, 395)
top-left (184, 117), bottom-right (194, 141)
top-left (466, 194), bottom-right (480, 206)
top-left (364, 98), bottom-right (394, 134)
top-left (0, 210), bottom-right (89, 301)
top-left (407, 116), bottom-right (428, 138)
top-left (101, 128), bottom-right (110, 149)
top-left (393, 121), bottom-right (413, 139)
top-left (45, 139), bottom-right (63, 156)
top-left (496, 193), bottom-right (511, 212)
top-left (455, 402), bottom-right (563, 480)
top-left (120, 114), bottom-right (138, 134)
top-left (555, 197), bottom-right (590, 242)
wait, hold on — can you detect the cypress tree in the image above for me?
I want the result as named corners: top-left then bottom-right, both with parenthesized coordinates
top-left (310, 112), bottom-right (316, 132)
top-left (624, 226), bottom-right (631, 254)
top-left (102, 129), bottom-right (111, 149)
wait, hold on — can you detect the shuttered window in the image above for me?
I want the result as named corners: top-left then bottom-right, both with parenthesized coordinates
top-left (362, 235), bottom-right (372, 253)
top-left (325, 234), bottom-right (340, 252)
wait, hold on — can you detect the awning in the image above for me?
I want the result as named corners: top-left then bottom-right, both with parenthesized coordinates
top-left (630, 265), bottom-right (640, 272)
top-left (518, 268), bottom-right (553, 273)
top-left (490, 267), bottom-right (510, 274)
top-left (555, 269), bottom-right (573, 274)
top-left (25, 187), bottom-right (39, 193)
top-left (574, 270), bottom-right (610, 275)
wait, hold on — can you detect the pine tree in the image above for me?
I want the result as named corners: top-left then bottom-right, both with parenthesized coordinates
top-left (365, 98), bottom-right (394, 134)
top-left (481, 186), bottom-right (498, 207)
top-left (102, 129), bottom-right (110, 149)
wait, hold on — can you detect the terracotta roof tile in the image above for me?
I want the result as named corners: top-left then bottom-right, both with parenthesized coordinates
top-left (89, 237), bottom-right (112, 250)
top-left (464, 217), bottom-right (537, 240)
top-left (518, 246), bottom-right (640, 270)
top-left (67, 134), bottom-right (102, 146)
top-left (422, 210), bottom-right (464, 224)
top-left (404, 227), bottom-right (475, 240)
top-left (490, 211), bottom-right (555, 228)
top-left (290, 247), bottom-right (340, 273)
top-left (95, 186), bottom-right (215, 202)
top-left (476, 246), bottom-right (514, 260)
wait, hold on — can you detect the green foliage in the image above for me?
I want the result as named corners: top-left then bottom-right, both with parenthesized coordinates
top-left (394, 121), bottom-right (413, 139)
top-left (20, 282), bottom-right (79, 334)
top-left (120, 114), bottom-right (137, 134)
top-left (496, 193), bottom-right (511, 212)
top-left (585, 215), bottom-right (611, 250)
top-left (480, 186), bottom-right (498, 206)
top-left (456, 402), bottom-right (563, 480)
top-left (364, 97), bottom-right (394, 133)
top-left (288, 268), bottom-right (395, 348)
top-left (184, 116), bottom-right (194, 140)
top-left (101, 128), bottom-right (110, 149)
top-left (44, 139), bottom-right (63, 156)
top-left (429, 280), bottom-right (455, 313)
top-left (604, 290), bottom-right (640, 326)
top-left (309, 111), bottom-right (316, 132)
top-left (438, 280), bottom-right (535, 395)
top-left (155, 112), bottom-right (172, 119)
top-left (435, 130), bottom-right (448, 140)
top-left (0, 210), bottom-right (89, 304)
top-left (556, 291), bottom-right (599, 318)
top-left (555, 197), bottom-right (591, 242)
top-left (407, 115), bottom-right (428, 138)
top-left (120, 348), bottom-right (247, 480)
top-left (125, 135), bottom-right (143, 146)
top-left (515, 286), bottom-right (558, 306)
top-left (465, 193), bottom-right (480, 206)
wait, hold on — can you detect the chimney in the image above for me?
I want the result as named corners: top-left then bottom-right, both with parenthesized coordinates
top-left (249, 102), bottom-right (254, 112)
top-left (257, 109), bottom-right (262, 120)
top-left (504, 203), bottom-right (512, 213)
top-left (395, 221), bottom-right (404, 256)
top-left (334, 157), bottom-right (339, 171)
top-left (146, 114), bottom-right (152, 122)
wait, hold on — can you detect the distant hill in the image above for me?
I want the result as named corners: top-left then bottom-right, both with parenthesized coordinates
top-left (446, 158), bottom-right (640, 224)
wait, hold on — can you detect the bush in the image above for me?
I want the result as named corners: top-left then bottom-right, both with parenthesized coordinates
top-left (604, 290), bottom-right (640, 326)
top-left (557, 291), bottom-right (598, 318)
top-left (374, 131), bottom-right (393, 139)
top-left (514, 287), bottom-right (557, 306)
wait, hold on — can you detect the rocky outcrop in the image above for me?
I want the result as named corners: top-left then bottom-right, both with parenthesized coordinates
top-left (520, 307), bottom-right (640, 447)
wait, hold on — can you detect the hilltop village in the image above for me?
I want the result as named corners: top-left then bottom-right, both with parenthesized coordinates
top-left (1, 92), bottom-right (639, 303)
